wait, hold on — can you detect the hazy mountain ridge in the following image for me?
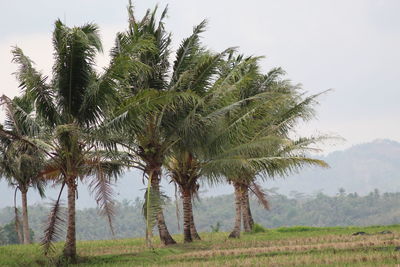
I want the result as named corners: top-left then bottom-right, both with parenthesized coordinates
top-left (268, 139), bottom-right (400, 195)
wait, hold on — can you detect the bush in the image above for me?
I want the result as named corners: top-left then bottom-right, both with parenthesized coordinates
top-left (250, 223), bottom-right (267, 233)
top-left (210, 222), bottom-right (221, 233)
top-left (0, 221), bottom-right (34, 245)
top-left (276, 226), bottom-right (319, 233)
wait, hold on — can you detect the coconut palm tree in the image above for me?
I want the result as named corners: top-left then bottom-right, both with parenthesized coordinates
top-left (0, 95), bottom-right (45, 244)
top-left (165, 53), bottom-right (289, 242)
top-left (224, 138), bottom-right (328, 238)
top-left (0, 20), bottom-right (139, 262)
top-left (108, 3), bottom-right (221, 245)
top-left (167, 151), bottom-right (202, 242)
top-left (208, 56), bottom-right (330, 238)
top-left (108, 4), bottom-right (176, 245)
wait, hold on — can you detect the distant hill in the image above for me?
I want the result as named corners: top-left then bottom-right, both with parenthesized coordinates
top-left (1, 139), bottom-right (400, 208)
top-left (268, 139), bottom-right (400, 195)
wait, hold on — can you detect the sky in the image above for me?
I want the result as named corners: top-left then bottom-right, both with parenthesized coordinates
top-left (1, 0), bottom-right (400, 151)
top-left (0, 0), bottom-right (400, 206)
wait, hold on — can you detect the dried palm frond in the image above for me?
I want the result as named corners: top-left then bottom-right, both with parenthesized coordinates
top-left (249, 182), bottom-right (270, 210)
top-left (88, 166), bottom-right (116, 236)
top-left (41, 184), bottom-right (66, 255)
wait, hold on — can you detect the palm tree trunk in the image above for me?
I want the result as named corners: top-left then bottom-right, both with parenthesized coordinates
top-left (246, 190), bottom-right (254, 230)
top-left (182, 187), bottom-right (192, 243)
top-left (150, 169), bottom-right (176, 245)
top-left (190, 209), bottom-right (201, 240)
top-left (241, 184), bottom-right (251, 233)
top-left (229, 181), bottom-right (242, 238)
top-left (20, 188), bottom-right (31, 244)
top-left (14, 215), bottom-right (23, 244)
top-left (63, 178), bottom-right (77, 263)
top-left (14, 189), bottom-right (23, 244)
top-left (241, 184), bottom-right (254, 232)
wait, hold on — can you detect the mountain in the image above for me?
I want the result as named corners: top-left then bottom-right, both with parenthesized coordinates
top-left (267, 139), bottom-right (400, 195)
top-left (1, 139), bottom-right (400, 208)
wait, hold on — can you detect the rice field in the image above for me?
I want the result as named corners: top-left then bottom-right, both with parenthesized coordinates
top-left (1, 224), bottom-right (400, 266)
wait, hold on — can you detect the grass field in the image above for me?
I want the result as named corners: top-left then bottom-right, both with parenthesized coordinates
top-left (1, 224), bottom-right (400, 266)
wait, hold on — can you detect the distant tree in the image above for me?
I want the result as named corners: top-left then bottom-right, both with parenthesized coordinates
top-left (0, 226), bottom-right (7, 245)
top-left (0, 96), bottom-right (46, 244)
top-left (0, 221), bottom-right (34, 245)
top-left (338, 188), bottom-right (346, 196)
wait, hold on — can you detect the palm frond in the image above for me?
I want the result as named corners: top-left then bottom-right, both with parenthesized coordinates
top-left (88, 166), bottom-right (116, 236)
top-left (52, 20), bottom-right (102, 122)
top-left (41, 184), bottom-right (66, 255)
top-left (249, 182), bottom-right (270, 210)
top-left (11, 47), bottom-right (59, 127)
top-left (171, 20), bottom-right (207, 85)
top-left (0, 95), bottom-right (42, 138)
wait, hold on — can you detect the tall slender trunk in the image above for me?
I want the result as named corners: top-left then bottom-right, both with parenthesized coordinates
top-left (229, 181), bottom-right (242, 238)
top-left (190, 210), bottom-right (201, 240)
top-left (150, 169), bottom-right (176, 245)
top-left (14, 188), bottom-right (23, 244)
top-left (241, 184), bottom-right (251, 233)
top-left (246, 189), bottom-right (254, 230)
top-left (242, 183), bottom-right (254, 232)
top-left (182, 187), bottom-right (192, 243)
top-left (14, 214), bottom-right (23, 244)
top-left (63, 178), bottom-right (77, 263)
top-left (21, 188), bottom-right (31, 244)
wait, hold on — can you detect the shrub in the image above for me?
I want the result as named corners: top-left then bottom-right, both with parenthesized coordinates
top-left (210, 222), bottom-right (221, 233)
top-left (276, 226), bottom-right (319, 233)
top-left (250, 223), bottom-right (267, 233)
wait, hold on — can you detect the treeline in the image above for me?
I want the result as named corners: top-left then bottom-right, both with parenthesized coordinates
top-left (1, 189), bottom-right (399, 244)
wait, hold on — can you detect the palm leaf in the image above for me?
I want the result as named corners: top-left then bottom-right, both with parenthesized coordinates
top-left (11, 47), bottom-right (59, 126)
top-left (41, 183), bottom-right (66, 255)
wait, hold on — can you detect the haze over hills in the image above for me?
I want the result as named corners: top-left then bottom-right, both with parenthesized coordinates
top-left (269, 138), bottom-right (400, 195)
top-left (0, 139), bottom-right (399, 208)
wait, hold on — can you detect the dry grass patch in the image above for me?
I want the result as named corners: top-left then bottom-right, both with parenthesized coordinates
top-left (161, 249), bottom-right (399, 267)
top-left (172, 235), bottom-right (399, 260)
top-left (210, 233), bottom-right (399, 251)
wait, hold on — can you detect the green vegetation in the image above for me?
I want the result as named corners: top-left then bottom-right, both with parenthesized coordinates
top-left (1, 189), bottom-right (400, 244)
top-left (0, 221), bottom-right (34, 245)
top-left (249, 223), bottom-right (267, 234)
top-left (1, 224), bottom-right (400, 266)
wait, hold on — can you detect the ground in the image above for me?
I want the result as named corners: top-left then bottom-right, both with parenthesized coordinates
top-left (1, 225), bottom-right (400, 266)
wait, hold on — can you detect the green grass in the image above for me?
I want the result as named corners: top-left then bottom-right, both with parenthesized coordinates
top-left (1, 224), bottom-right (400, 266)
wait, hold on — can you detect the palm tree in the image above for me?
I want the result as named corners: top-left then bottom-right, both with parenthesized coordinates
top-left (108, 4), bottom-right (176, 245)
top-left (0, 20), bottom-right (135, 262)
top-left (165, 53), bottom-right (286, 242)
top-left (224, 138), bottom-right (328, 238)
top-left (109, 3), bottom-right (220, 245)
top-left (167, 151), bottom-right (202, 242)
top-left (207, 56), bottom-right (330, 238)
top-left (0, 96), bottom-right (45, 244)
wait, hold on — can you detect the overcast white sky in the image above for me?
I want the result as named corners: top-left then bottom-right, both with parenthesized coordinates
top-left (1, 0), bottom-right (399, 153)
